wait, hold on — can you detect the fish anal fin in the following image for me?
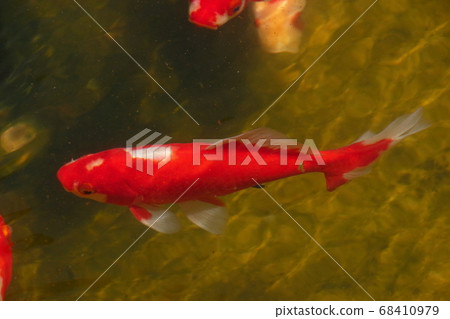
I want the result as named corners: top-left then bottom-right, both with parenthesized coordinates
top-left (179, 200), bottom-right (228, 234)
top-left (129, 205), bottom-right (180, 234)
top-left (325, 166), bottom-right (373, 191)
top-left (324, 174), bottom-right (348, 192)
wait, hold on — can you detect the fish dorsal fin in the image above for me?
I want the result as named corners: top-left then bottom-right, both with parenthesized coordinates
top-left (178, 200), bottom-right (228, 234)
top-left (206, 128), bottom-right (299, 150)
top-left (129, 205), bottom-right (180, 234)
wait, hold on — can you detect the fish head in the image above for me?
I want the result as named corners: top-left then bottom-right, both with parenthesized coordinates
top-left (188, 0), bottom-right (247, 29)
top-left (57, 149), bottom-right (137, 206)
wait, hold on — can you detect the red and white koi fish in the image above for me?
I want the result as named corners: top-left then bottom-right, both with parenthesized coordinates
top-left (253, 0), bottom-right (306, 53)
top-left (57, 109), bottom-right (429, 234)
top-left (189, 0), bottom-right (252, 29)
top-left (0, 216), bottom-right (12, 301)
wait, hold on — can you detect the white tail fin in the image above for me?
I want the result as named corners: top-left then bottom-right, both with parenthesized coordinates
top-left (324, 108), bottom-right (430, 191)
top-left (359, 108), bottom-right (430, 146)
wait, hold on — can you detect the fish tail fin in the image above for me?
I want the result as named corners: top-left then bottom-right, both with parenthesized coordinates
top-left (321, 108), bottom-right (430, 191)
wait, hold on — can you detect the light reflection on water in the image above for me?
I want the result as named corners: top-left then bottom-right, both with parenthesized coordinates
top-left (0, 0), bottom-right (449, 300)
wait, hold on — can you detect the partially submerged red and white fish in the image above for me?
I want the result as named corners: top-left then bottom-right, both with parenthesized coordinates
top-left (58, 109), bottom-right (429, 234)
top-left (189, 0), bottom-right (252, 29)
top-left (253, 0), bottom-right (306, 53)
top-left (0, 216), bottom-right (12, 301)
top-left (188, 0), bottom-right (307, 53)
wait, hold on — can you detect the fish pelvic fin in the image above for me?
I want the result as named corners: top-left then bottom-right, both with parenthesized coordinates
top-left (129, 205), bottom-right (181, 234)
top-left (178, 200), bottom-right (228, 234)
top-left (322, 108), bottom-right (430, 191)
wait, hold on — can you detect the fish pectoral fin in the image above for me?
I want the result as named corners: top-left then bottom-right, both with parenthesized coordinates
top-left (206, 127), bottom-right (299, 150)
top-left (129, 205), bottom-right (180, 234)
top-left (179, 200), bottom-right (228, 235)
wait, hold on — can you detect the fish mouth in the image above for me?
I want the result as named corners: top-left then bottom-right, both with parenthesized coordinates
top-left (56, 166), bottom-right (74, 192)
top-left (188, 18), bottom-right (218, 30)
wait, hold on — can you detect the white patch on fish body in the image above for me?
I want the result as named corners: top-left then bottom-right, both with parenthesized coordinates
top-left (86, 158), bottom-right (104, 171)
top-left (189, 0), bottom-right (202, 15)
top-left (128, 146), bottom-right (171, 161)
top-left (215, 12), bottom-right (230, 26)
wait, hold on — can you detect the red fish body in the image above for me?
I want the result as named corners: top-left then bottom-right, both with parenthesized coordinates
top-left (189, 0), bottom-right (251, 29)
top-left (58, 109), bottom-right (429, 234)
top-left (0, 216), bottom-right (12, 301)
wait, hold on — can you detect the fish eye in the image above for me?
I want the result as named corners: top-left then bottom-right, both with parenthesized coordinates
top-left (232, 6), bottom-right (241, 13)
top-left (78, 183), bottom-right (95, 195)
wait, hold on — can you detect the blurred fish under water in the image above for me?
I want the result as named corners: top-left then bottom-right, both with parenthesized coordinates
top-left (188, 0), bottom-right (306, 54)
top-left (252, 0), bottom-right (306, 53)
top-left (0, 216), bottom-right (12, 301)
top-left (0, 116), bottom-right (47, 180)
top-left (188, 0), bottom-right (250, 29)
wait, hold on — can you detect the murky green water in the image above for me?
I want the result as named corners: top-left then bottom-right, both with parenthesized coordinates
top-left (1, 0), bottom-right (449, 300)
